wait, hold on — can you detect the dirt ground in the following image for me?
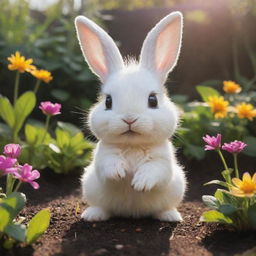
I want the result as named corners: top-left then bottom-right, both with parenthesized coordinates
top-left (1, 154), bottom-right (256, 256)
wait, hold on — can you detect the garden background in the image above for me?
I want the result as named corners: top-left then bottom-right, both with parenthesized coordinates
top-left (1, 0), bottom-right (256, 255)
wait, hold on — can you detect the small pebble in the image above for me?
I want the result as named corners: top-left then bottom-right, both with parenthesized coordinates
top-left (115, 244), bottom-right (124, 250)
top-left (94, 248), bottom-right (108, 255)
top-left (159, 226), bottom-right (169, 232)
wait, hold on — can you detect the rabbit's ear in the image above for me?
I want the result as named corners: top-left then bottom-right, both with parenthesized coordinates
top-left (139, 12), bottom-right (183, 82)
top-left (75, 16), bottom-right (124, 82)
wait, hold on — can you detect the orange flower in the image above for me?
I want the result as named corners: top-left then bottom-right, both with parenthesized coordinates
top-left (31, 69), bottom-right (53, 83)
top-left (223, 81), bottom-right (241, 94)
top-left (235, 102), bottom-right (256, 120)
top-left (231, 172), bottom-right (256, 197)
top-left (7, 51), bottom-right (35, 73)
top-left (207, 96), bottom-right (229, 119)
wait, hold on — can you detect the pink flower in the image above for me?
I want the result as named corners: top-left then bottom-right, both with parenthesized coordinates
top-left (202, 134), bottom-right (222, 151)
top-left (4, 144), bottom-right (21, 158)
top-left (0, 155), bottom-right (17, 174)
top-left (13, 164), bottom-right (40, 189)
top-left (222, 140), bottom-right (247, 154)
top-left (39, 101), bottom-right (61, 116)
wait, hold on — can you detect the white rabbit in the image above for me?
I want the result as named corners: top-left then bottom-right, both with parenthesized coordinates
top-left (75, 11), bottom-right (186, 222)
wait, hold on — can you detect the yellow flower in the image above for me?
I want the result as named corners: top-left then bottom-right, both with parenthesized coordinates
top-left (207, 96), bottom-right (229, 119)
top-left (31, 69), bottom-right (53, 83)
top-left (235, 102), bottom-right (256, 120)
top-left (223, 80), bottom-right (241, 94)
top-left (231, 172), bottom-right (256, 197)
top-left (7, 51), bottom-right (35, 73)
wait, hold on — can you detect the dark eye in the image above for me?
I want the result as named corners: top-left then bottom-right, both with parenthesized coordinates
top-left (148, 93), bottom-right (158, 108)
top-left (105, 95), bottom-right (112, 110)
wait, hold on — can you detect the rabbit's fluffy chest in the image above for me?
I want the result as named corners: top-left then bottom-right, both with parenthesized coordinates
top-left (120, 146), bottom-right (151, 174)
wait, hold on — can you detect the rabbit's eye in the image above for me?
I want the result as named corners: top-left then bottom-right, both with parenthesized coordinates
top-left (105, 95), bottom-right (112, 110)
top-left (148, 93), bottom-right (158, 108)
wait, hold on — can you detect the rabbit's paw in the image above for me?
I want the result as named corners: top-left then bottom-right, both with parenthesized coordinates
top-left (155, 209), bottom-right (183, 222)
top-left (81, 206), bottom-right (110, 222)
top-left (104, 161), bottom-right (126, 180)
top-left (131, 167), bottom-right (157, 192)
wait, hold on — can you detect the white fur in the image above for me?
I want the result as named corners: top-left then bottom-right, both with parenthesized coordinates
top-left (75, 12), bottom-right (186, 222)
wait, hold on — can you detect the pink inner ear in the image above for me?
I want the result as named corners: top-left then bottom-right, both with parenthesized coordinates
top-left (155, 18), bottom-right (181, 72)
top-left (79, 24), bottom-right (108, 76)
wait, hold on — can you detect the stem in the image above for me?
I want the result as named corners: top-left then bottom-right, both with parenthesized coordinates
top-left (12, 130), bottom-right (18, 143)
top-left (42, 115), bottom-right (51, 143)
top-left (217, 149), bottom-right (232, 189)
top-left (13, 71), bottom-right (20, 105)
top-left (233, 153), bottom-right (239, 178)
top-left (217, 149), bottom-right (229, 170)
top-left (14, 180), bottom-right (22, 192)
top-left (6, 174), bottom-right (15, 196)
top-left (33, 79), bottom-right (41, 94)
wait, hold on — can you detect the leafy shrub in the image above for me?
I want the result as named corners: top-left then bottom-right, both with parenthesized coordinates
top-left (0, 0), bottom-right (97, 124)
top-left (0, 51), bottom-right (93, 174)
top-left (201, 134), bottom-right (256, 230)
top-left (0, 193), bottom-right (50, 249)
top-left (175, 81), bottom-right (256, 160)
top-left (0, 144), bottom-right (50, 249)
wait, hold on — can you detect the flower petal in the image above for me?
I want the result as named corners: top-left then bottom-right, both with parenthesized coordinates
top-left (232, 178), bottom-right (243, 188)
top-left (29, 181), bottom-right (39, 189)
top-left (242, 172), bottom-right (252, 183)
top-left (252, 173), bottom-right (256, 184)
top-left (29, 170), bottom-right (40, 180)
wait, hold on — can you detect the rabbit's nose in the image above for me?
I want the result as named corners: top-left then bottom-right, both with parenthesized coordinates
top-left (122, 118), bottom-right (137, 125)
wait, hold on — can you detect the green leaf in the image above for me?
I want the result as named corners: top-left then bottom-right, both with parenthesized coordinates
top-left (214, 189), bottom-right (224, 203)
top-left (5, 223), bottom-right (26, 242)
top-left (171, 94), bottom-right (188, 105)
top-left (25, 124), bottom-right (51, 145)
top-left (57, 121), bottom-right (81, 136)
top-left (55, 128), bottom-right (70, 148)
top-left (196, 85), bottom-right (220, 102)
top-left (201, 210), bottom-right (233, 224)
top-left (0, 192), bottom-right (26, 231)
top-left (0, 96), bottom-right (15, 128)
top-left (202, 195), bottom-right (219, 209)
top-left (216, 189), bottom-right (238, 206)
top-left (3, 238), bottom-right (15, 249)
top-left (0, 207), bottom-right (10, 231)
top-left (248, 204), bottom-right (256, 228)
top-left (243, 136), bottom-right (256, 157)
top-left (221, 169), bottom-right (233, 183)
top-left (14, 91), bottom-right (36, 134)
top-left (25, 124), bottom-right (37, 145)
top-left (26, 208), bottom-right (51, 244)
top-left (218, 204), bottom-right (237, 215)
top-left (204, 180), bottom-right (228, 188)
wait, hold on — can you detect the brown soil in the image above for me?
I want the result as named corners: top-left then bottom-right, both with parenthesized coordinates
top-left (1, 154), bottom-right (256, 256)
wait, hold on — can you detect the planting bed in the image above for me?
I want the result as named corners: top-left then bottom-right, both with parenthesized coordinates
top-left (2, 154), bottom-right (256, 256)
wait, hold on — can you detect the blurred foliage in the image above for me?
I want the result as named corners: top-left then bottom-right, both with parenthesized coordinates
top-left (0, 0), bottom-right (97, 126)
top-left (85, 0), bottom-right (175, 11)
top-left (174, 78), bottom-right (256, 160)
top-left (184, 10), bottom-right (209, 24)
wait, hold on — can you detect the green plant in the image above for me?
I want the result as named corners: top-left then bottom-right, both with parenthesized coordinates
top-left (0, 51), bottom-right (93, 174)
top-left (175, 82), bottom-right (256, 160)
top-left (201, 134), bottom-right (256, 230)
top-left (0, 192), bottom-right (50, 249)
top-left (0, 0), bottom-right (97, 123)
top-left (46, 122), bottom-right (93, 174)
top-left (0, 143), bottom-right (51, 249)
